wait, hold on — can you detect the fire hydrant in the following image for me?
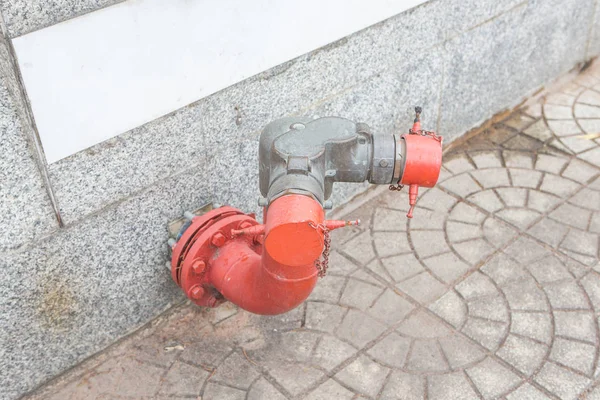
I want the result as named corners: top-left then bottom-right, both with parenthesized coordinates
top-left (169, 108), bottom-right (442, 315)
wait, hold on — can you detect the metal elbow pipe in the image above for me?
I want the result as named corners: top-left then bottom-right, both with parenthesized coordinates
top-left (170, 195), bottom-right (355, 315)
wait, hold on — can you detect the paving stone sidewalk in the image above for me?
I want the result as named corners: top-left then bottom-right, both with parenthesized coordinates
top-left (25, 68), bottom-right (600, 399)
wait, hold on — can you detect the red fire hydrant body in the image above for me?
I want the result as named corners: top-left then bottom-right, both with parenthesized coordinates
top-left (170, 110), bottom-right (442, 315)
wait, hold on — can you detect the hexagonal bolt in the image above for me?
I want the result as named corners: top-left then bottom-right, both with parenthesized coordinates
top-left (238, 221), bottom-right (253, 230)
top-left (211, 232), bottom-right (227, 247)
top-left (191, 259), bottom-right (206, 275)
top-left (167, 238), bottom-right (176, 248)
top-left (183, 211), bottom-right (195, 221)
top-left (207, 296), bottom-right (219, 307)
top-left (189, 285), bottom-right (205, 300)
top-left (165, 261), bottom-right (172, 270)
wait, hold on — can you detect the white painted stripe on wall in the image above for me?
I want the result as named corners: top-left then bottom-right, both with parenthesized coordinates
top-left (14, 0), bottom-right (426, 163)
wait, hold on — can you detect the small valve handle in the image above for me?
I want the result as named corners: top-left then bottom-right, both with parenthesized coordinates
top-left (406, 184), bottom-right (419, 219)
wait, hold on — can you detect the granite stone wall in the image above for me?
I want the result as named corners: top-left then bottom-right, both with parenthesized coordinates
top-left (1, 0), bottom-right (598, 398)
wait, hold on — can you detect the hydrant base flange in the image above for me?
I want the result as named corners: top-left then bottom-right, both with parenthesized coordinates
top-left (171, 206), bottom-right (260, 308)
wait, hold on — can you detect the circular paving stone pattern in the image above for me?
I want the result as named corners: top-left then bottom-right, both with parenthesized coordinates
top-left (540, 70), bottom-right (600, 168)
top-left (27, 125), bottom-right (600, 399)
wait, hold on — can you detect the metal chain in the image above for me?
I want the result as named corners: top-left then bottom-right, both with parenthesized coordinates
top-left (311, 224), bottom-right (331, 277)
top-left (409, 129), bottom-right (443, 142)
top-left (388, 183), bottom-right (404, 191)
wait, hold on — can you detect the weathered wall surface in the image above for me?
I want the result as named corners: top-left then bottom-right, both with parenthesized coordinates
top-left (0, 0), bottom-right (598, 398)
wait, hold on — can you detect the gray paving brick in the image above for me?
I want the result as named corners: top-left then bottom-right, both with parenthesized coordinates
top-left (407, 208), bottom-right (447, 230)
top-left (549, 337), bottom-right (595, 376)
top-left (340, 231), bottom-right (376, 265)
top-left (456, 271), bottom-right (499, 299)
top-left (505, 383), bottom-right (552, 400)
top-left (447, 221), bottom-right (481, 242)
top-left (540, 174), bottom-right (582, 197)
top-left (305, 379), bottom-right (354, 400)
top-left (544, 104), bottom-right (573, 119)
top-left (546, 92), bottom-right (577, 106)
top-left (410, 230), bottom-right (450, 259)
top-left (483, 217), bottom-right (518, 247)
top-left (550, 203), bottom-right (591, 229)
top-left (367, 332), bottom-right (411, 368)
top-left (503, 151), bottom-right (535, 169)
top-left (440, 174), bottom-right (482, 198)
top-left (546, 119), bottom-right (582, 136)
top-left (453, 238), bottom-right (496, 265)
top-left (367, 289), bottom-right (414, 325)
top-left (405, 339), bottom-right (448, 372)
top-left (496, 334), bottom-right (547, 375)
top-left (380, 371), bottom-right (423, 400)
top-left (504, 236), bottom-right (550, 264)
top-left (204, 383), bottom-right (246, 400)
top-left (502, 277), bottom-right (549, 311)
top-left (528, 217), bottom-right (570, 247)
top-left (523, 120), bottom-right (553, 141)
top-left (396, 271), bottom-right (447, 304)
top-left (461, 317), bottom-right (508, 351)
top-left (534, 362), bottom-right (591, 400)
top-left (444, 156), bottom-right (476, 174)
top-left (336, 310), bottom-right (386, 347)
top-left (305, 302), bottom-right (347, 333)
top-left (439, 333), bottom-right (486, 369)
top-left (397, 309), bottom-right (452, 338)
top-left (468, 296), bottom-right (509, 322)
top-left (468, 190), bottom-right (504, 212)
top-left (581, 271), bottom-right (600, 310)
top-left (471, 168), bottom-right (511, 188)
top-left (562, 135), bottom-right (598, 153)
top-left (526, 254), bottom-right (573, 283)
top-left (535, 154), bottom-right (569, 173)
top-left (339, 278), bottom-right (384, 311)
top-left (591, 212), bottom-right (600, 233)
top-left (373, 231), bottom-right (413, 257)
top-left (509, 168), bottom-right (543, 188)
top-left (428, 372), bottom-right (480, 400)
top-left (527, 190), bottom-right (562, 213)
top-left (267, 363), bottom-right (325, 397)
top-left (471, 151), bottom-right (503, 169)
top-left (580, 147), bottom-right (600, 168)
top-left (247, 378), bottom-right (286, 400)
top-left (544, 280), bottom-right (591, 309)
top-left (468, 358), bottom-right (523, 399)
top-left (503, 113), bottom-right (536, 130)
top-left (335, 355), bottom-right (390, 398)
top-left (449, 202), bottom-right (487, 224)
top-left (497, 208), bottom-right (542, 229)
top-left (563, 158), bottom-right (599, 183)
top-left (381, 253), bottom-right (425, 283)
top-left (481, 252), bottom-right (529, 286)
top-left (570, 188), bottom-right (600, 211)
top-left (560, 229), bottom-right (598, 257)
top-left (158, 361), bottom-right (207, 397)
top-left (373, 208), bottom-right (408, 231)
top-left (312, 335), bottom-right (357, 371)
top-left (309, 275), bottom-right (346, 303)
top-left (510, 311), bottom-right (552, 344)
top-left (554, 311), bottom-right (597, 343)
top-left (424, 252), bottom-right (472, 283)
top-left (429, 290), bottom-right (467, 329)
top-left (496, 187), bottom-right (528, 207)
